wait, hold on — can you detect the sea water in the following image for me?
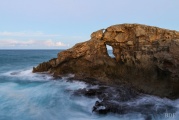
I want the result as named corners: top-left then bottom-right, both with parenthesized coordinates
top-left (0, 50), bottom-right (178, 120)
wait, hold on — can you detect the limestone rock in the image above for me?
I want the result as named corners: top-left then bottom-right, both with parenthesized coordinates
top-left (91, 29), bottom-right (104, 40)
top-left (33, 24), bottom-right (179, 99)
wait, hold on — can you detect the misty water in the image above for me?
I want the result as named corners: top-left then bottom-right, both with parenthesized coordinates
top-left (0, 50), bottom-right (178, 120)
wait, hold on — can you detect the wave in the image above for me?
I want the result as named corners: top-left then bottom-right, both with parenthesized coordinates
top-left (0, 68), bottom-right (99, 120)
top-left (0, 68), bottom-right (179, 120)
top-left (0, 68), bottom-right (55, 82)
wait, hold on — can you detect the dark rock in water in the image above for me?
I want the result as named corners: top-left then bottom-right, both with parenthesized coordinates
top-left (33, 24), bottom-right (179, 99)
top-left (74, 84), bottom-right (139, 101)
top-left (73, 83), bottom-right (141, 114)
top-left (67, 77), bottom-right (103, 85)
top-left (10, 71), bottom-right (20, 75)
top-left (73, 83), bottom-right (176, 115)
top-left (52, 74), bottom-right (62, 80)
top-left (74, 86), bottom-right (107, 99)
top-left (92, 99), bottom-right (176, 115)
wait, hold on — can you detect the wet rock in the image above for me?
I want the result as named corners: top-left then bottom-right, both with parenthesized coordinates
top-left (74, 84), bottom-right (177, 116)
top-left (10, 71), bottom-right (20, 75)
top-left (92, 94), bottom-right (176, 116)
top-left (52, 74), bottom-right (62, 80)
top-left (74, 88), bottom-right (102, 98)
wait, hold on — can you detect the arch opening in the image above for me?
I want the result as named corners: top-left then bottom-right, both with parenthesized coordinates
top-left (106, 44), bottom-right (115, 58)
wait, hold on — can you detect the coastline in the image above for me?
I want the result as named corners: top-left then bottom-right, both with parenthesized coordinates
top-left (33, 24), bottom-right (179, 100)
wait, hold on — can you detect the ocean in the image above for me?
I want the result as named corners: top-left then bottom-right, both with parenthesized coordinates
top-left (0, 50), bottom-right (178, 120)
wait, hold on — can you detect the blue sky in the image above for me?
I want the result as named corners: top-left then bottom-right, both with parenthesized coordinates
top-left (0, 0), bottom-right (178, 49)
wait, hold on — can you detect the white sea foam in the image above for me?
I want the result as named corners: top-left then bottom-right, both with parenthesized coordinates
top-left (126, 95), bottom-right (174, 107)
top-left (1, 68), bottom-right (54, 81)
top-left (1, 68), bottom-right (179, 120)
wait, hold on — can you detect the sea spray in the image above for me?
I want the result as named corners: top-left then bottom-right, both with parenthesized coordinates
top-left (0, 50), bottom-right (178, 120)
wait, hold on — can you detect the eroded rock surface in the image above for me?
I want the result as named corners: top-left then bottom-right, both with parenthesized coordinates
top-left (33, 24), bottom-right (179, 99)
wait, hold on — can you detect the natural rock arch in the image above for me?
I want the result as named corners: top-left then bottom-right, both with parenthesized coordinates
top-left (33, 24), bottom-right (179, 99)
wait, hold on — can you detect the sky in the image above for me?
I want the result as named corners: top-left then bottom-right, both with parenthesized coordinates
top-left (0, 0), bottom-right (178, 49)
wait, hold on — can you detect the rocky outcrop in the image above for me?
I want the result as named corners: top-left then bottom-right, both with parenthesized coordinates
top-left (33, 24), bottom-right (179, 99)
top-left (73, 84), bottom-right (176, 117)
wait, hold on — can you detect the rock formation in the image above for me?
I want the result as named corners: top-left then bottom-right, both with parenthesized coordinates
top-left (33, 24), bottom-right (179, 99)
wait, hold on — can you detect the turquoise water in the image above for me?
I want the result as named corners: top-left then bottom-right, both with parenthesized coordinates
top-left (0, 50), bottom-right (178, 120)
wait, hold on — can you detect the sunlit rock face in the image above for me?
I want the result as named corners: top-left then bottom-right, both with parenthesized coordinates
top-left (33, 24), bottom-right (179, 99)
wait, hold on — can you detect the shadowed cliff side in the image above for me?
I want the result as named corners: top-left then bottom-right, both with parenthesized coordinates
top-left (33, 24), bottom-right (179, 99)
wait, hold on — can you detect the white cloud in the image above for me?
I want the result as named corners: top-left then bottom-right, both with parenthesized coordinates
top-left (43, 40), bottom-right (66, 47)
top-left (0, 31), bottom-right (61, 37)
top-left (0, 39), bottom-right (35, 46)
top-left (0, 39), bottom-right (67, 48)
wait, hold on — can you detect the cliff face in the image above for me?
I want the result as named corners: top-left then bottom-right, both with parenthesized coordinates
top-left (33, 24), bottom-right (179, 99)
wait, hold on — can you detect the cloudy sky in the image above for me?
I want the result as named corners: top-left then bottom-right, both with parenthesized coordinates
top-left (0, 0), bottom-right (178, 49)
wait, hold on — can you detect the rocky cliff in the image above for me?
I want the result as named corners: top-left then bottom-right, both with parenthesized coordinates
top-left (33, 24), bottom-right (179, 99)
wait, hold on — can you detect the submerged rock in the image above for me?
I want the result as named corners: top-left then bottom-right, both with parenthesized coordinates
top-left (73, 83), bottom-right (176, 116)
top-left (10, 71), bottom-right (21, 75)
top-left (33, 24), bottom-right (179, 99)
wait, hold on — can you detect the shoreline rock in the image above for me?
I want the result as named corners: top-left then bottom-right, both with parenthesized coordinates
top-left (33, 23), bottom-right (179, 99)
top-left (72, 81), bottom-right (176, 116)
